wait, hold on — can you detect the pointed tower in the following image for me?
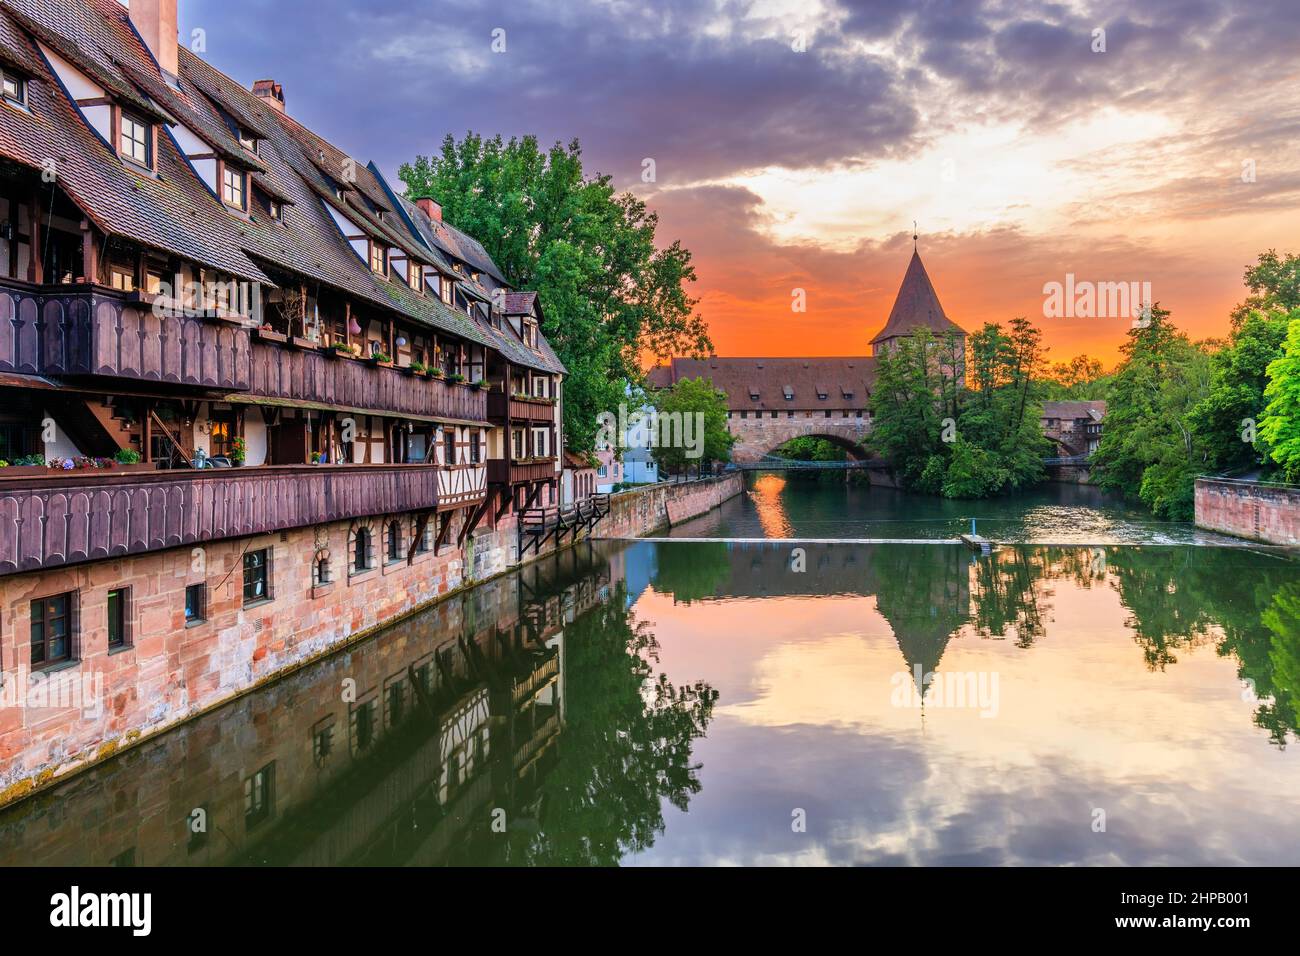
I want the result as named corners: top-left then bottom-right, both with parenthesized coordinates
top-left (870, 249), bottom-right (965, 356)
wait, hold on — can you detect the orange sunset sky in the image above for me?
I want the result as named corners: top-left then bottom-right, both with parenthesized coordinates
top-left (182, 0), bottom-right (1300, 369)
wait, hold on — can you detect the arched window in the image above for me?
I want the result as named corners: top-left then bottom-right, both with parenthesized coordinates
top-left (353, 527), bottom-right (372, 572)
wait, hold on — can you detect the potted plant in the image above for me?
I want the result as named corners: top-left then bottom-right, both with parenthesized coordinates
top-left (429, 367), bottom-right (445, 379)
top-left (110, 448), bottom-right (154, 473)
top-left (256, 322), bottom-right (288, 344)
top-left (3, 453), bottom-right (48, 476)
top-left (470, 378), bottom-right (488, 391)
top-left (310, 451), bottom-right (323, 465)
top-left (447, 372), bottom-right (465, 384)
top-left (231, 437), bottom-right (247, 467)
top-left (327, 341), bottom-right (357, 357)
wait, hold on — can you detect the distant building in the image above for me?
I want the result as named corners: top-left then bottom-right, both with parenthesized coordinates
top-left (647, 247), bottom-right (965, 463)
top-left (595, 448), bottom-right (623, 492)
top-left (1041, 401), bottom-right (1106, 456)
top-left (561, 451), bottom-right (596, 505)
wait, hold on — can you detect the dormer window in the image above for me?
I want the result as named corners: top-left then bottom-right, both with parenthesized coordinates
top-left (369, 241), bottom-right (386, 276)
top-left (440, 277), bottom-right (452, 305)
top-left (222, 166), bottom-right (247, 211)
top-left (120, 112), bottom-right (152, 168)
top-left (268, 199), bottom-right (282, 221)
top-left (1, 69), bottom-right (26, 108)
top-left (408, 262), bottom-right (422, 293)
top-left (523, 319), bottom-right (538, 349)
top-left (238, 131), bottom-right (257, 153)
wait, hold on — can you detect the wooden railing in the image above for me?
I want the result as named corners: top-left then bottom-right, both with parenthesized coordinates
top-left (487, 391), bottom-right (556, 423)
top-left (0, 278), bottom-right (489, 422)
top-left (0, 278), bottom-right (251, 390)
top-left (0, 464), bottom-right (440, 575)
top-left (487, 458), bottom-right (557, 485)
top-left (248, 343), bottom-right (487, 421)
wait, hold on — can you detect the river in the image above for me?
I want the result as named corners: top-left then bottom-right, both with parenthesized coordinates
top-left (2, 475), bottom-right (1296, 865)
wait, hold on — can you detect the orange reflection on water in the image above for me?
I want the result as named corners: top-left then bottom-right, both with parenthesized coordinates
top-left (750, 474), bottom-right (794, 538)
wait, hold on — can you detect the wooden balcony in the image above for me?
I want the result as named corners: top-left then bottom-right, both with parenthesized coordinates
top-left (487, 458), bottom-right (557, 486)
top-left (487, 391), bottom-right (556, 423)
top-left (0, 278), bottom-right (488, 423)
top-left (248, 345), bottom-right (487, 422)
top-left (0, 278), bottom-right (251, 390)
top-left (0, 464), bottom-right (440, 575)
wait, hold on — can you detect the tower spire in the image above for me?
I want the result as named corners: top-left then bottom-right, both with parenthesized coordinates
top-left (913, 220), bottom-right (918, 250)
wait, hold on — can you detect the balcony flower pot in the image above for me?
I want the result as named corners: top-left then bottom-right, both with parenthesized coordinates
top-left (290, 336), bottom-right (319, 350)
top-left (255, 327), bottom-right (288, 345)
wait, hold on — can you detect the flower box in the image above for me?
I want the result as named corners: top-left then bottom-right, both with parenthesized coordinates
top-left (290, 336), bottom-right (319, 350)
top-left (255, 328), bottom-right (289, 344)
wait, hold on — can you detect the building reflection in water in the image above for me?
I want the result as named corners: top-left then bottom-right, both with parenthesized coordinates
top-left (1, 538), bottom-right (1295, 867)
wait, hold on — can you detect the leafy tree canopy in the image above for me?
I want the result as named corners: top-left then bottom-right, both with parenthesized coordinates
top-left (399, 134), bottom-right (712, 454)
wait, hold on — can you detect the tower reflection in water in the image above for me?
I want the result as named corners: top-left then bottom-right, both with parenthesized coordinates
top-left (0, 538), bottom-right (1296, 866)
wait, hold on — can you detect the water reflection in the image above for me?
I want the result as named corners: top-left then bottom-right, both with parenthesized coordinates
top-left (2, 539), bottom-right (1296, 866)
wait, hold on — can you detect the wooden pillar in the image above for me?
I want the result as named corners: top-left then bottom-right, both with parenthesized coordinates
top-left (28, 196), bottom-right (42, 284)
top-left (80, 221), bottom-right (98, 285)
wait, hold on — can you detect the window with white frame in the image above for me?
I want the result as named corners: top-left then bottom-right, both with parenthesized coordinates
top-left (120, 112), bottom-right (151, 167)
top-left (1, 69), bottom-right (26, 107)
top-left (222, 166), bottom-right (246, 210)
top-left (531, 427), bottom-right (550, 458)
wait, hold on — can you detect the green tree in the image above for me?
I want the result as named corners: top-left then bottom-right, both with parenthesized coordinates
top-left (1188, 310), bottom-right (1291, 474)
top-left (1044, 354), bottom-right (1110, 399)
top-left (1259, 317), bottom-right (1300, 481)
top-left (1091, 306), bottom-right (1212, 519)
top-left (1230, 250), bottom-right (1300, 329)
top-left (648, 376), bottom-right (734, 475)
top-left (399, 135), bottom-right (712, 454)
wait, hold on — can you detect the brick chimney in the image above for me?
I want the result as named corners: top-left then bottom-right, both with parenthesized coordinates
top-left (416, 198), bottom-right (442, 223)
top-left (252, 79), bottom-right (285, 113)
top-left (130, 0), bottom-right (179, 79)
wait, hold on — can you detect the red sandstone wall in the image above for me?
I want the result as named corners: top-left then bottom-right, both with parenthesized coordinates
top-left (1194, 478), bottom-right (1300, 545)
top-left (0, 475), bottom-right (738, 804)
top-left (598, 472), bottom-right (744, 537)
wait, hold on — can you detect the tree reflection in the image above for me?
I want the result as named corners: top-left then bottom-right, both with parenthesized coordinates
top-left (497, 581), bottom-right (718, 865)
top-left (651, 541), bottom-right (732, 604)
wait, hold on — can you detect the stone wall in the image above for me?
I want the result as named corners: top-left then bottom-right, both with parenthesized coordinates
top-left (727, 416), bottom-right (870, 463)
top-left (598, 472), bottom-right (744, 536)
top-left (1195, 478), bottom-right (1300, 546)
top-left (0, 474), bottom-right (740, 805)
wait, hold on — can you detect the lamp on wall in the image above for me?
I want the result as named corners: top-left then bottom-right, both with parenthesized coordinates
top-left (348, 317), bottom-right (361, 336)
top-left (395, 335), bottom-right (407, 347)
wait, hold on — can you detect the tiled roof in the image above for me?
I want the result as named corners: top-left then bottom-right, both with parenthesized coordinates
top-left (648, 357), bottom-right (876, 411)
top-left (0, 0), bottom-right (565, 374)
top-left (869, 250), bottom-right (965, 345)
top-left (1041, 400), bottom-right (1106, 421)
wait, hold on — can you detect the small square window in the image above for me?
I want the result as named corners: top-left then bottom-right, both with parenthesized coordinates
top-left (222, 166), bottom-right (246, 210)
top-left (184, 583), bottom-right (206, 624)
top-left (31, 592), bottom-right (74, 668)
top-left (107, 587), bottom-right (131, 649)
top-left (120, 112), bottom-right (151, 167)
top-left (1, 70), bottom-right (26, 107)
top-left (243, 549), bottom-right (270, 604)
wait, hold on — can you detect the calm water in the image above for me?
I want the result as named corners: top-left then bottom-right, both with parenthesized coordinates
top-left (667, 473), bottom-right (1245, 544)
top-left (2, 489), bottom-right (1297, 866)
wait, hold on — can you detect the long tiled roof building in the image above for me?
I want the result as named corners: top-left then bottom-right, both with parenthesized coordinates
top-left (0, 0), bottom-right (589, 799)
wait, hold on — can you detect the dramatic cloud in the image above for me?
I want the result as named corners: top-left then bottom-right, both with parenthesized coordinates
top-left (182, 0), bottom-right (1300, 364)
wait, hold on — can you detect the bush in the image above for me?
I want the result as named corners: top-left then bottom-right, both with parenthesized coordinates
top-left (114, 448), bottom-right (142, 464)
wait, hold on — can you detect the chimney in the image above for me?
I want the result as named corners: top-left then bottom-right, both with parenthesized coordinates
top-left (416, 197), bottom-right (442, 223)
top-left (130, 0), bottom-right (179, 79)
top-left (252, 79), bottom-right (285, 113)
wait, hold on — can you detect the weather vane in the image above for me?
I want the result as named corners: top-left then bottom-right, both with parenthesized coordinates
top-left (913, 220), bottom-right (918, 249)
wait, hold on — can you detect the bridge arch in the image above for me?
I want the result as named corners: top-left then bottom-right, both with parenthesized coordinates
top-left (728, 415), bottom-right (872, 464)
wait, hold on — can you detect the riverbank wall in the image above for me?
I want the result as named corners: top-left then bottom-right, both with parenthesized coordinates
top-left (1194, 478), bottom-right (1300, 546)
top-left (0, 474), bottom-right (741, 807)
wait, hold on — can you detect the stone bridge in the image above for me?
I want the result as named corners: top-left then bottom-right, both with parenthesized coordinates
top-left (728, 416), bottom-right (872, 464)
